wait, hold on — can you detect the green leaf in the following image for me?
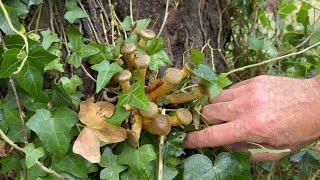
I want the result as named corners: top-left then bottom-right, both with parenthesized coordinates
top-left (118, 144), bottom-right (157, 180)
top-left (91, 61), bottom-right (123, 93)
top-left (183, 154), bottom-right (215, 180)
top-left (0, 4), bottom-right (21, 34)
top-left (0, 154), bottom-right (20, 174)
top-left (297, 2), bottom-right (311, 29)
top-left (107, 105), bottom-right (130, 126)
top-left (122, 16), bottom-right (132, 32)
top-left (4, 108), bottom-right (25, 142)
top-left (190, 50), bottom-right (205, 65)
top-left (60, 75), bottom-right (83, 95)
top-left (64, 0), bottom-right (88, 23)
top-left (279, 2), bottom-right (297, 19)
top-left (44, 59), bottom-right (64, 72)
top-left (46, 84), bottom-right (76, 109)
top-left (26, 107), bottom-right (77, 157)
top-left (135, 19), bottom-right (151, 34)
top-left (3, 0), bottom-right (29, 17)
top-left (118, 80), bottom-right (150, 111)
top-left (147, 38), bottom-right (164, 55)
top-left (100, 148), bottom-right (127, 180)
top-left (22, 143), bottom-right (44, 168)
top-left (52, 153), bottom-right (88, 178)
top-left (192, 64), bottom-right (217, 83)
top-left (66, 28), bottom-right (100, 67)
top-left (40, 30), bottom-right (60, 50)
top-left (0, 48), bottom-right (22, 78)
top-left (120, 171), bottom-right (139, 180)
top-left (165, 131), bottom-right (186, 157)
top-left (27, 165), bottom-right (47, 179)
top-left (149, 50), bottom-right (172, 72)
top-left (164, 165), bottom-right (178, 180)
top-left (248, 36), bottom-right (264, 51)
top-left (89, 43), bottom-right (118, 64)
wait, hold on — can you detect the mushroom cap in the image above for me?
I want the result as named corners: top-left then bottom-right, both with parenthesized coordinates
top-left (121, 43), bottom-right (136, 55)
top-left (176, 108), bottom-right (192, 125)
top-left (117, 70), bottom-right (132, 82)
top-left (164, 68), bottom-right (184, 84)
top-left (135, 54), bottom-right (151, 69)
top-left (139, 102), bottom-right (158, 118)
top-left (140, 29), bottom-right (156, 39)
top-left (153, 114), bottom-right (171, 135)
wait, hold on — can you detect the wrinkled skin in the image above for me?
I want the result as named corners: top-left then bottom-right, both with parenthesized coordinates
top-left (184, 75), bottom-right (320, 161)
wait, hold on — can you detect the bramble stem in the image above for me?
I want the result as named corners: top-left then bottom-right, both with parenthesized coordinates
top-left (0, 0), bottom-right (29, 74)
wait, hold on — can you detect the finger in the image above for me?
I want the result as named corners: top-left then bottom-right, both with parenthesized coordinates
top-left (250, 152), bottom-right (289, 162)
top-left (229, 78), bottom-right (254, 89)
top-left (202, 101), bottom-right (239, 124)
top-left (210, 89), bottom-right (237, 103)
top-left (184, 120), bottom-right (248, 148)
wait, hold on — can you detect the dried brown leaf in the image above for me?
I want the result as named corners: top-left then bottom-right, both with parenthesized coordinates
top-left (73, 127), bottom-right (101, 163)
top-left (93, 122), bottom-right (127, 143)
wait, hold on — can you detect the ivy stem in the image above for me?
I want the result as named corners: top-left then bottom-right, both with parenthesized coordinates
top-left (158, 109), bottom-right (166, 180)
top-left (225, 41), bottom-right (320, 76)
top-left (0, 129), bottom-right (65, 179)
top-left (0, 0), bottom-right (29, 74)
top-left (158, 0), bottom-right (170, 36)
top-left (9, 79), bottom-right (28, 145)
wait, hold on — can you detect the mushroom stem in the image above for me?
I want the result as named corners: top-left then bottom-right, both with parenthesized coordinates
top-left (139, 38), bottom-right (148, 49)
top-left (139, 102), bottom-right (159, 118)
top-left (121, 43), bottom-right (137, 70)
top-left (181, 64), bottom-right (192, 78)
top-left (127, 111), bottom-right (142, 147)
top-left (139, 29), bottom-right (156, 50)
top-left (142, 115), bottom-right (171, 135)
top-left (117, 70), bottom-right (132, 92)
top-left (165, 87), bottom-right (205, 104)
top-left (120, 81), bottom-right (131, 92)
top-left (135, 54), bottom-right (151, 83)
top-left (148, 68), bottom-right (184, 102)
top-left (168, 108), bottom-right (193, 126)
top-left (146, 79), bottom-right (164, 92)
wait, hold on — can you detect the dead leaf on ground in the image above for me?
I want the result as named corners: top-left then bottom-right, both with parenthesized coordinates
top-left (73, 97), bottom-right (127, 163)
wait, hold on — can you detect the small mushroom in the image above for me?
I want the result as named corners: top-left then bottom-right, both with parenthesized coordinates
top-left (139, 102), bottom-right (159, 118)
top-left (165, 86), bottom-right (206, 104)
top-left (116, 70), bottom-right (132, 92)
top-left (148, 68), bottom-right (184, 102)
top-left (142, 114), bottom-right (171, 135)
top-left (168, 108), bottom-right (193, 126)
top-left (135, 54), bottom-right (151, 82)
top-left (121, 43), bottom-right (136, 70)
top-left (181, 63), bottom-right (192, 78)
top-left (139, 29), bottom-right (156, 49)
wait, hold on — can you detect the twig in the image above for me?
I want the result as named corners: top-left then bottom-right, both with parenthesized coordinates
top-left (0, 0), bottom-right (29, 75)
top-left (80, 64), bottom-right (96, 82)
top-left (35, 4), bottom-right (43, 33)
top-left (9, 79), bottom-right (28, 145)
top-left (225, 41), bottom-right (320, 76)
top-left (27, 5), bottom-right (41, 31)
top-left (108, 0), bottom-right (115, 45)
top-left (158, 109), bottom-right (166, 180)
top-left (130, 0), bottom-right (134, 24)
top-left (47, 0), bottom-right (55, 33)
top-left (214, 0), bottom-right (228, 66)
top-left (100, 13), bottom-right (109, 44)
top-left (0, 129), bottom-right (64, 179)
top-left (302, 0), bottom-right (320, 10)
top-left (158, 0), bottom-right (170, 36)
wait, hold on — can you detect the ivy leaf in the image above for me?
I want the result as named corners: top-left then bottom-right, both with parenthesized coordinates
top-left (183, 154), bottom-right (215, 180)
top-left (52, 153), bottom-right (88, 178)
top-left (40, 30), bottom-right (60, 50)
top-left (100, 148), bottom-right (127, 180)
top-left (296, 2), bottom-right (311, 29)
top-left (91, 61), bottom-right (123, 93)
top-left (0, 154), bottom-right (20, 174)
top-left (44, 59), bottom-right (64, 72)
top-left (3, 0), bottom-right (29, 17)
top-left (64, 0), bottom-right (88, 23)
top-left (149, 50), bottom-right (172, 72)
top-left (3, 108), bottom-right (25, 142)
top-left (107, 105), bottom-right (130, 126)
top-left (26, 107), bottom-right (77, 157)
top-left (164, 165), bottom-right (178, 180)
top-left (190, 50), bottom-right (204, 66)
top-left (279, 2), bottom-right (297, 19)
top-left (89, 43), bottom-right (118, 64)
top-left (165, 132), bottom-right (186, 157)
top-left (0, 4), bottom-right (21, 34)
top-left (118, 143), bottom-right (157, 180)
top-left (66, 28), bottom-right (100, 67)
top-left (0, 48), bottom-right (22, 78)
top-left (120, 171), bottom-right (139, 180)
top-left (192, 64), bottom-right (217, 83)
top-left (27, 165), bottom-right (47, 179)
top-left (147, 38), bottom-right (164, 55)
top-left (122, 16), bottom-right (132, 32)
top-left (46, 84), bottom-right (76, 109)
top-left (208, 74), bottom-right (232, 97)
top-left (135, 19), bottom-right (151, 34)
top-left (118, 80), bottom-right (150, 111)
top-left (248, 36), bottom-right (264, 52)
top-left (60, 75), bottom-right (83, 95)
top-left (22, 143), bottom-right (44, 168)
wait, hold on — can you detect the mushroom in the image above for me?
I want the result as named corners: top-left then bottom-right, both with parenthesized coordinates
top-left (168, 108), bottom-right (193, 126)
top-left (116, 70), bottom-right (132, 92)
top-left (181, 63), bottom-right (192, 78)
top-left (165, 86), bottom-right (206, 104)
top-left (127, 111), bottom-right (143, 147)
top-left (142, 114), bottom-right (171, 135)
top-left (121, 42), bottom-right (136, 70)
top-left (148, 68), bottom-right (184, 102)
top-left (139, 102), bottom-right (159, 118)
top-left (139, 29), bottom-right (156, 49)
top-left (135, 54), bottom-right (151, 82)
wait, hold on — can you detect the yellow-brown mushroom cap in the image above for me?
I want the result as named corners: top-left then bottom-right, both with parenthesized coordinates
top-left (176, 108), bottom-right (192, 125)
top-left (139, 102), bottom-right (158, 118)
top-left (140, 29), bottom-right (156, 39)
top-left (117, 70), bottom-right (132, 82)
top-left (153, 114), bottom-right (171, 135)
top-left (135, 54), bottom-right (151, 69)
top-left (121, 43), bottom-right (136, 55)
top-left (164, 68), bottom-right (184, 84)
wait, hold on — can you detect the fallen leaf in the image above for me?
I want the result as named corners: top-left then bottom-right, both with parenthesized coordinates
top-left (73, 127), bottom-right (100, 163)
top-left (93, 123), bottom-right (127, 144)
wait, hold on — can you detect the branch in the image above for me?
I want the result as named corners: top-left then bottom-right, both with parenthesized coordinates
top-left (158, 0), bottom-right (170, 36)
top-left (225, 41), bottom-right (320, 76)
top-left (0, 0), bottom-right (29, 75)
top-left (0, 129), bottom-right (64, 179)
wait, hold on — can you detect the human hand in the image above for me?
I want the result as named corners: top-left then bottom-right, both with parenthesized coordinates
top-left (184, 75), bottom-right (320, 161)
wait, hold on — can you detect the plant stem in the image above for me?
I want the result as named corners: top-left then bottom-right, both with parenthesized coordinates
top-left (225, 41), bottom-right (320, 76)
top-left (158, 109), bottom-right (166, 180)
top-left (158, 0), bottom-right (170, 36)
top-left (0, 0), bottom-right (29, 75)
top-left (0, 129), bottom-right (64, 179)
